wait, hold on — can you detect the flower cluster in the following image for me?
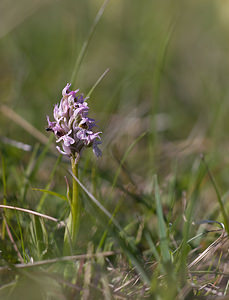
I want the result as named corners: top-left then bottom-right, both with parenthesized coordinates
top-left (46, 83), bottom-right (102, 161)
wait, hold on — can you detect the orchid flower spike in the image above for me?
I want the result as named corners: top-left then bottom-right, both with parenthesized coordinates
top-left (46, 83), bottom-right (102, 162)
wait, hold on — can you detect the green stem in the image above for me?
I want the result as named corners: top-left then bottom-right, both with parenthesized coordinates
top-left (64, 157), bottom-right (80, 254)
top-left (71, 157), bottom-right (80, 246)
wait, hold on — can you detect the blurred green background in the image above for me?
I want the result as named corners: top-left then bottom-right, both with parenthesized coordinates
top-left (0, 0), bottom-right (228, 236)
top-left (1, 0), bottom-right (229, 224)
top-left (1, 1), bottom-right (229, 153)
top-left (1, 0), bottom-right (229, 298)
top-left (1, 1), bottom-right (228, 131)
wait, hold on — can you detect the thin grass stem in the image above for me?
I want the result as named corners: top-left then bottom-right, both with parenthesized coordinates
top-left (3, 214), bottom-right (23, 263)
top-left (0, 251), bottom-right (116, 271)
top-left (70, 0), bottom-right (110, 85)
top-left (86, 68), bottom-right (110, 98)
top-left (0, 204), bottom-right (65, 226)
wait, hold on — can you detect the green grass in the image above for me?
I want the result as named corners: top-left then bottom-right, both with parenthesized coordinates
top-left (1, 0), bottom-right (229, 299)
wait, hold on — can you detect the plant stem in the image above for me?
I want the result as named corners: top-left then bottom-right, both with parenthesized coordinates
top-left (71, 156), bottom-right (80, 246)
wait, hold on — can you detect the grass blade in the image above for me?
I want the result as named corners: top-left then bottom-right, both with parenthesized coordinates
top-left (69, 170), bottom-right (151, 285)
top-left (201, 155), bottom-right (229, 233)
top-left (36, 155), bottom-right (62, 211)
top-left (112, 132), bottom-right (146, 189)
top-left (86, 68), bottom-right (110, 98)
top-left (33, 188), bottom-right (68, 203)
top-left (149, 22), bottom-right (175, 167)
top-left (0, 105), bottom-right (49, 146)
top-left (69, 169), bottom-right (121, 231)
top-left (154, 175), bottom-right (170, 263)
top-left (1, 153), bottom-right (7, 239)
top-left (0, 205), bottom-right (65, 226)
top-left (71, 0), bottom-right (110, 85)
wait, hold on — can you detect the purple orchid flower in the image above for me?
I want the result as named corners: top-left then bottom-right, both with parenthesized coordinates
top-left (46, 83), bottom-right (102, 161)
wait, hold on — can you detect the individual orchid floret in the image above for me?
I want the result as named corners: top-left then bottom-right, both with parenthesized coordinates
top-left (93, 140), bottom-right (102, 157)
top-left (46, 83), bottom-right (102, 162)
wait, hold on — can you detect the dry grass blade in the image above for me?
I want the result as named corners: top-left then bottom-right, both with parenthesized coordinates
top-left (188, 229), bottom-right (228, 269)
top-left (2, 214), bottom-right (24, 263)
top-left (0, 105), bottom-right (50, 146)
top-left (0, 251), bottom-right (116, 271)
top-left (0, 136), bottom-right (32, 152)
top-left (114, 275), bottom-right (139, 293)
top-left (82, 243), bottom-right (94, 300)
top-left (0, 204), bottom-right (65, 226)
top-left (101, 275), bottom-right (112, 300)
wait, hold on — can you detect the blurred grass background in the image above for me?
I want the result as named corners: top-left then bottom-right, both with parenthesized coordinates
top-left (1, 0), bottom-right (229, 206)
top-left (1, 0), bottom-right (229, 157)
top-left (1, 0), bottom-right (229, 298)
